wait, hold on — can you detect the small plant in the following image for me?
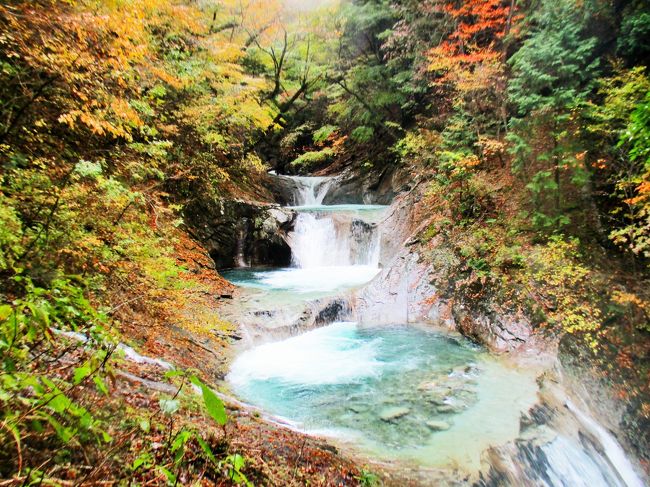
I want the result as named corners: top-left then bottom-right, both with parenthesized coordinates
top-left (356, 468), bottom-right (380, 486)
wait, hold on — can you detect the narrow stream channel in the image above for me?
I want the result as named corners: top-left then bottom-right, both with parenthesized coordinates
top-left (222, 176), bottom-right (645, 486)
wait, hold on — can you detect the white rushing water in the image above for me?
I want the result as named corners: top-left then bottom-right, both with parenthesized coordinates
top-left (285, 175), bottom-right (383, 269)
top-left (222, 266), bottom-right (381, 295)
top-left (289, 176), bottom-right (333, 206)
top-left (540, 435), bottom-right (628, 487)
top-left (224, 176), bottom-right (384, 293)
top-left (229, 322), bottom-right (382, 386)
top-left (565, 400), bottom-right (645, 487)
top-left (288, 213), bottom-right (381, 268)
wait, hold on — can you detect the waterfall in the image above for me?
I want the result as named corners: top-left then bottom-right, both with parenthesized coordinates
top-left (290, 176), bottom-right (333, 206)
top-left (235, 221), bottom-right (249, 268)
top-left (564, 400), bottom-right (645, 487)
top-left (283, 176), bottom-right (381, 270)
top-left (288, 213), bottom-right (380, 268)
top-left (537, 435), bottom-right (628, 487)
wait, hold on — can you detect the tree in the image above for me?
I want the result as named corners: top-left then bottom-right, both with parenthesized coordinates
top-left (507, 0), bottom-right (599, 229)
top-left (423, 0), bottom-right (519, 145)
top-left (427, 0), bottom-right (517, 85)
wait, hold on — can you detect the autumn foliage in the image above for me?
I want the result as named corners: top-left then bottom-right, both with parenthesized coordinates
top-left (428, 0), bottom-right (518, 86)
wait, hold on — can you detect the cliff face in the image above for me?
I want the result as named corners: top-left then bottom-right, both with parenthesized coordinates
top-left (184, 198), bottom-right (294, 270)
top-left (351, 181), bottom-right (536, 353)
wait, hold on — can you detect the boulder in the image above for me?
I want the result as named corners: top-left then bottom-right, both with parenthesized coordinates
top-left (436, 405), bottom-right (457, 414)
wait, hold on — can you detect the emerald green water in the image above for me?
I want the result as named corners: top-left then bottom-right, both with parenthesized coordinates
top-left (228, 321), bottom-right (539, 470)
top-left (224, 175), bottom-right (646, 483)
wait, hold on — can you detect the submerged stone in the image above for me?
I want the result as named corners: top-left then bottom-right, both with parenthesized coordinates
top-left (426, 420), bottom-right (451, 431)
top-left (426, 394), bottom-right (449, 406)
top-left (437, 405), bottom-right (457, 414)
top-left (380, 406), bottom-right (411, 421)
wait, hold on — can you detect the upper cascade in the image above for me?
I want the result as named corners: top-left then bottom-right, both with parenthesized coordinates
top-left (287, 176), bottom-right (333, 207)
top-left (277, 175), bottom-right (384, 270)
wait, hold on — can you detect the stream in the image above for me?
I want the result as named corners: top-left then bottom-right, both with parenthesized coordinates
top-left (221, 175), bottom-right (645, 486)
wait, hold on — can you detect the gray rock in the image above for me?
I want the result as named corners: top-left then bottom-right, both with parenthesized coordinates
top-left (380, 407), bottom-right (411, 421)
top-left (426, 395), bottom-right (449, 406)
top-left (426, 420), bottom-right (450, 431)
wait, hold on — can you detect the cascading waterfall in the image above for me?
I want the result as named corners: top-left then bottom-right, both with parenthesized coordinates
top-left (286, 176), bottom-right (381, 269)
top-left (221, 175), bottom-right (385, 294)
top-left (223, 173), bottom-right (646, 486)
top-left (288, 213), bottom-right (380, 268)
top-left (564, 400), bottom-right (644, 487)
top-left (289, 176), bottom-right (333, 206)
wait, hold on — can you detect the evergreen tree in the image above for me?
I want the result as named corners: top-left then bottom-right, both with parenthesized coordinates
top-left (507, 0), bottom-right (599, 229)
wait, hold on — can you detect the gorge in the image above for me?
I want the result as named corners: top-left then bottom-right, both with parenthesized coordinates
top-left (1, 0), bottom-right (649, 485)
top-left (218, 174), bottom-right (646, 486)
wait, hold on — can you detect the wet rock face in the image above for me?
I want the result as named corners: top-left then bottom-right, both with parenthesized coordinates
top-left (184, 199), bottom-right (294, 270)
top-left (352, 185), bottom-right (534, 353)
top-left (314, 299), bottom-right (350, 327)
top-left (475, 374), bottom-right (649, 487)
top-left (265, 174), bottom-right (304, 206)
top-left (322, 165), bottom-right (413, 205)
top-left (452, 306), bottom-right (532, 352)
top-left (219, 294), bottom-right (354, 345)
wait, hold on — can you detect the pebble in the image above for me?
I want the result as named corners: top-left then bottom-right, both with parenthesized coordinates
top-left (437, 405), bottom-right (456, 414)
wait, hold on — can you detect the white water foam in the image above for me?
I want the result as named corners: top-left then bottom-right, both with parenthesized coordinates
top-left (288, 212), bottom-right (381, 268)
top-left (228, 322), bottom-right (382, 386)
top-left (541, 435), bottom-right (626, 487)
top-left (254, 266), bottom-right (380, 293)
top-left (565, 400), bottom-right (645, 487)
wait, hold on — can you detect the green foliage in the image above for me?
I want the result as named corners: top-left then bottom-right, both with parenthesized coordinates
top-left (190, 376), bottom-right (227, 426)
top-left (618, 11), bottom-right (650, 63)
top-left (290, 148), bottom-right (335, 171)
top-left (0, 276), bottom-right (115, 479)
top-left (508, 0), bottom-right (599, 115)
top-left (0, 198), bottom-right (23, 272)
top-left (313, 125), bottom-right (338, 144)
top-left (506, 0), bottom-right (600, 230)
top-left (74, 159), bottom-right (104, 179)
top-left (351, 126), bottom-right (375, 143)
top-left (525, 171), bottom-right (571, 229)
top-left (356, 468), bottom-right (380, 486)
top-left (623, 92), bottom-right (650, 168)
top-left (223, 453), bottom-right (252, 486)
top-left (583, 67), bottom-right (650, 257)
top-left (612, 92), bottom-right (650, 257)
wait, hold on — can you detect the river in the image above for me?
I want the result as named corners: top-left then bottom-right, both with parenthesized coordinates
top-left (221, 175), bottom-right (645, 486)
